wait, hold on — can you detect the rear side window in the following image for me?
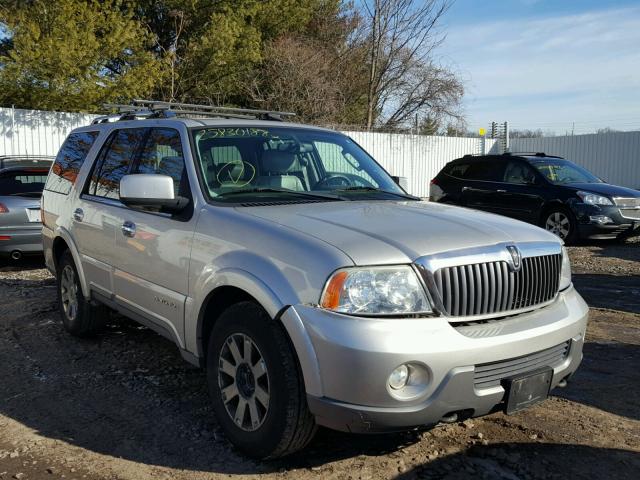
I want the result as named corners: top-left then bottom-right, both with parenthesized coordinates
top-left (133, 128), bottom-right (187, 196)
top-left (45, 131), bottom-right (99, 194)
top-left (445, 163), bottom-right (471, 178)
top-left (89, 128), bottom-right (146, 200)
top-left (466, 161), bottom-right (504, 181)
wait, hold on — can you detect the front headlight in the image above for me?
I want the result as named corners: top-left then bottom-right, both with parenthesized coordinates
top-left (577, 191), bottom-right (613, 205)
top-left (559, 246), bottom-right (572, 290)
top-left (320, 265), bottom-right (432, 316)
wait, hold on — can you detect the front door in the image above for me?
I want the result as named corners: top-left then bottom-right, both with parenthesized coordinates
top-left (493, 160), bottom-right (546, 222)
top-left (110, 127), bottom-right (195, 345)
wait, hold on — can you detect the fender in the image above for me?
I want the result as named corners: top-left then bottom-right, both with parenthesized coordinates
top-left (53, 226), bottom-right (91, 298)
top-left (187, 266), bottom-right (324, 396)
top-left (187, 266), bottom-right (287, 356)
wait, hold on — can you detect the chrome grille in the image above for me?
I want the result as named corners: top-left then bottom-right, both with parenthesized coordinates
top-left (432, 254), bottom-right (562, 317)
top-left (620, 208), bottom-right (640, 220)
top-left (613, 197), bottom-right (640, 207)
top-left (474, 341), bottom-right (570, 389)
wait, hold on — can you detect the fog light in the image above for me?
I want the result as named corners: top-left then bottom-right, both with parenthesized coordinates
top-left (389, 364), bottom-right (409, 390)
top-left (589, 215), bottom-right (613, 224)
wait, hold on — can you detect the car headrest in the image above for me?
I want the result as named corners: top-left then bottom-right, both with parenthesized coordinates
top-left (262, 149), bottom-right (297, 173)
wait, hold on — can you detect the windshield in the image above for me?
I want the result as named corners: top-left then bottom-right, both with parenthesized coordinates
top-left (191, 126), bottom-right (408, 202)
top-left (531, 159), bottom-right (602, 184)
top-left (0, 169), bottom-right (49, 196)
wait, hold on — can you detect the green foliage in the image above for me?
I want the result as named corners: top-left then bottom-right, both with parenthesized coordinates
top-left (0, 0), bottom-right (164, 111)
top-left (0, 0), bottom-right (463, 127)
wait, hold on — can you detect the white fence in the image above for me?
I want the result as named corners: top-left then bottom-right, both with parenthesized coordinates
top-left (1, 106), bottom-right (638, 196)
top-left (0, 107), bottom-right (95, 159)
top-left (345, 132), bottom-right (498, 196)
top-left (511, 132), bottom-right (640, 190)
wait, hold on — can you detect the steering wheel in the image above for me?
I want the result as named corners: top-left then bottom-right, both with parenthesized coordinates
top-left (314, 174), bottom-right (352, 190)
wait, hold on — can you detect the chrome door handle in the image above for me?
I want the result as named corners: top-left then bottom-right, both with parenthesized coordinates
top-left (73, 208), bottom-right (84, 222)
top-left (461, 186), bottom-right (470, 191)
top-left (496, 189), bottom-right (507, 193)
top-left (121, 221), bottom-right (136, 238)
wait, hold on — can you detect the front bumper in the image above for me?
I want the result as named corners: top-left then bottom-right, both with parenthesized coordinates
top-left (282, 286), bottom-right (588, 433)
top-left (571, 204), bottom-right (640, 239)
top-left (0, 227), bottom-right (43, 255)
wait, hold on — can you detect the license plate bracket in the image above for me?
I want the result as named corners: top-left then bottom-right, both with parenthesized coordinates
top-left (26, 208), bottom-right (41, 223)
top-left (502, 367), bottom-right (553, 414)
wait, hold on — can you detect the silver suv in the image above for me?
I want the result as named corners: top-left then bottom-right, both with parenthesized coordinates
top-left (42, 101), bottom-right (588, 459)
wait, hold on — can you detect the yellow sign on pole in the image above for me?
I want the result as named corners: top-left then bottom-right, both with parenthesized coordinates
top-left (479, 128), bottom-right (486, 136)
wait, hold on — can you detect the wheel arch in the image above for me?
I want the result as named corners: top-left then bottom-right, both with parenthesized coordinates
top-left (51, 228), bottom-right (90, 297)
top-left (193, 275), bottom-right (323, 397)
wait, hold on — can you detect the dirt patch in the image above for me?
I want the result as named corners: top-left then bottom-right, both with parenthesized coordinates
top-left (1, 247), bottom-right (639, 480)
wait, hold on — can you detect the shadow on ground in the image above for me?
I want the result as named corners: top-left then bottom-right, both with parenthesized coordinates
top-left (555, 341), bottom-right (640, 420)
top-left (572, 273), bottom-right (640, 314)
top-left (394, 442), bottom-right (640, 480)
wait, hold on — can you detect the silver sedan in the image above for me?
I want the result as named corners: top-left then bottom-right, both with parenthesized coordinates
top-left (0, 156), bottom-right (53, 262)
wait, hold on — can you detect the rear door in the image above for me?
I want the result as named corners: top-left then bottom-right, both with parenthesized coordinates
top-left (110, 127), bottom-right (195, 344)
top-left (459, 158), bottom-right (507, 213)
top-left (72, 127), bottom-right (147, 297)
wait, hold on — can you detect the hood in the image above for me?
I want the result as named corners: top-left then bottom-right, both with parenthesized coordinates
top-left (562, 182), bottom-right (640, 198)
top-left (241, 200), bottom-right (560, 265)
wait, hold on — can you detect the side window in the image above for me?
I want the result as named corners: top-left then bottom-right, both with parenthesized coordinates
top-left (503, 161), bottom-right (537, 184)
top-left (133, 128), bottom-right (187, 196)
top-left (45, 131), bottom-right (99, 194)
top-left (464, 160), bottom-right (504, 181)
top-left (446, 163), bottom-right (470, 178)
top-left (89, 128), bottom-right (146, 200)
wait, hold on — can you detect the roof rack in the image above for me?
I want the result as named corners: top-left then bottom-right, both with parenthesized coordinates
top-left (504, 152), bottom-right (564, 159)
top-left (93, 100), bottom-right (296, 124)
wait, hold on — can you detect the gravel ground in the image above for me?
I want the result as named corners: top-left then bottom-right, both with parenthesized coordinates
top-left (0, 240), bottom-right (639, 480)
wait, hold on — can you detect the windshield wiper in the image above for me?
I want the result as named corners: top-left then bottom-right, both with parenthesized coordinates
top-left (216, 187), bottom-right (342, 201)
top-left (334, 186), bottom-right (419, 200)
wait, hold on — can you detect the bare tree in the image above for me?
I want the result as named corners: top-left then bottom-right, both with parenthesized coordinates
top-left (358, 0), bottom-right (463, 129)
top-left (246, 36), bottom-right (348, 124)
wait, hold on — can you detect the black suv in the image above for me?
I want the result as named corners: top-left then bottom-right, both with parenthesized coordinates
top-left (430, 152), bottom-right (640, 243)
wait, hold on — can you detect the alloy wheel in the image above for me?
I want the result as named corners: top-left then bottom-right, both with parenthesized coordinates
top-left (218, 333), bottom-right (270, 432)
top-left (545, 211), bottom-right (571, 239)
top-left (60, 265), bottom-right (79, 321)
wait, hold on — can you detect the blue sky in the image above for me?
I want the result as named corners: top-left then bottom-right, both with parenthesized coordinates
top-left (439, 0), bottom-right (640, 134)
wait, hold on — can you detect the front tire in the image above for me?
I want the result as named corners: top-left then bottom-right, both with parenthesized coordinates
top-left (56, 250), bottom-right (106, 336)
top-left (542, 208), bottom-right (578, 244)
top-left (207, 301), bottom-right (316, 459)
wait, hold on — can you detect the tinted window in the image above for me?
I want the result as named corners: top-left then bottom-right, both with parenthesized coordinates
top-left (446, 163), bottom-right (471, 178)
top-left (133, 128), bottom-right (187, 196)
top-left (466, 161), bottom-right (505, 181)
top-left (45, 131), bottom-right (99, 194)
top-left (0, 169), bottom-right (49, 196)
top-left (89, 128), bottom-right (146, 199)
top-left (503, 161), bottom-right (537, 184)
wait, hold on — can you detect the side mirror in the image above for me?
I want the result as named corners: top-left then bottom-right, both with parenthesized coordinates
top-left (119, 174), bottom-right (188, 213)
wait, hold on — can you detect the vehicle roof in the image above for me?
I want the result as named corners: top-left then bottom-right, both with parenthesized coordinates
top-left (453, 152), bottom-right (565, 163)
top-left (0, 155), bottom-right (54, 171)
top-left (74, 116), bottom-right (339, 135)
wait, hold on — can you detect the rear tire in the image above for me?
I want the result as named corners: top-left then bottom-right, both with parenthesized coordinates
top-left (56, 250), bottom-right (107, 336)
top-left (541, 208), bottom-right (578, 244)
top-left (207, 301), bottom-right (316, 459)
